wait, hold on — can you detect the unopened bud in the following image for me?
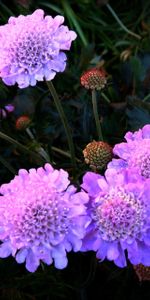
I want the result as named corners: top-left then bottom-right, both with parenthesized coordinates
top-left (83, 140), bottom-right (112, 171)
top-left (16, 115), bottom-right (31, 130)
top-left (81, 68), bottom-right (107, 90)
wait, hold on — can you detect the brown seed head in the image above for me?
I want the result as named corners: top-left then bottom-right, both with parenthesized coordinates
top-left (83, 141), bottom-right (112, 171)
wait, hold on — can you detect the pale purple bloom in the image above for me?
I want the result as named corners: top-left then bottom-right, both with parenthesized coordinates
top-left (0, 164), bottom-right (89, 272)
top-left (81, 169), bottom-right (150, 267)
top-left (0, 9), bottom-right (77, 88)
top-left (108, 124), bottom-right (150, 179)
top-left (0, 104), bottom-right (14, 118)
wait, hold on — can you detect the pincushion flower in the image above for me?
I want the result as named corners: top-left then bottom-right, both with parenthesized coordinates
top-left (0, 9), bottom-right (77, 88)
top-left (0, 164), bottom-right (89, 272)
top-left (81, 169), bottom-right (150, 267)
top-left (108, 124), bottom-right (150, 179)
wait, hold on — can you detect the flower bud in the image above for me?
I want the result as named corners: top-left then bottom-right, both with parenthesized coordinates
top-left (81, 68), bottom-right (107, 90)
top-left (83, 140), bottom-right (112, 171)
top-left (16, 115), bottom-right (31, 130)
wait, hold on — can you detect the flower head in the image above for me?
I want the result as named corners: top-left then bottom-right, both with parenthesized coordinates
top-left (0, 9), bottom-right (77, 88)
top-left (0, 104), bottom-right (14, 119)
top-left (81, 169), bottom-right (150, 268)
top-left (83, 141), bottom-right (112, 171)
top-left (80, 68), bottom-right (107, 90)
top-left (0, 164), bottom-right (89, 272)
top-left (108, 124), bottom-right (150, 179)
top-left (16, 115), bottom-right (31, 130)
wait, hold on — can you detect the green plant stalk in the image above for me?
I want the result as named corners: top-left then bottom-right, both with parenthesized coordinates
top-left (106, 3), bottom-right (141, 40)
top-left (101, 92), bottom-right (111, 103)
top-left (26, 128), bottom-right (50, 162)
top-left (143, 93), bottom-right (150, 102)
top-left (51, 146), bottom-right (81, 163)
top-left (46, 81), bottom-right (77, 171)
top-left (92, 90), bottom-right (103, 141)
top-left (0, 131), bottom-right (45, 162)
top-left (61, 0), bottom-right (88, 47)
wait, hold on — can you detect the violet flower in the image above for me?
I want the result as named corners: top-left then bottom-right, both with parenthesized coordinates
top-left (108, 124), bottom-right (150, 179)
top-left (0, 164), bottom-right (89, 272)
top-left (81, 169), bottom-right (150, 267)
top-left (0, 9), bottom-right (77, 88)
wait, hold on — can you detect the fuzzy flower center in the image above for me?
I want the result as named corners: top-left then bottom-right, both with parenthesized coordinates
top-left (93, 188), bottom-right (145, 241)
top-left (128, 140), bottom-right (150, 178)
top-left (12, 196), bottom-right (70, 245)
top-left (10, 28), bottom-right (54, 74)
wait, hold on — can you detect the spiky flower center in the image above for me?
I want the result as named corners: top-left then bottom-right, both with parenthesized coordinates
top-left (11, 195), bottom-right (70, 245)
top-left (93, 188), bottom-right (145, 241)
top-left (10, 28), bottom-right (54, 74)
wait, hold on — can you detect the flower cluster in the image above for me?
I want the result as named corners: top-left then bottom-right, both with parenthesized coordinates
top-left (0, 9), bottom-right (76, 88)
top-left (0, 9), bottom-right (150, 274)
top-left (0, 164), bottom-right (89, 272)
top-left (0, 125), bottom-right (150, 272)
top-left (80, 124), bottom-right (150, 269)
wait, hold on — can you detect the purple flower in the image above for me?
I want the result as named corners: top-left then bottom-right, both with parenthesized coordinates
top-left (0, 9), bottom-right (77, 88)
top-left (81, 170), bottom-right (150, 268)
top-left (0, 104), bottom-right (14, 118)
top-left (0, 164), bottom-right (89, 272)
top-left (108, 124), bottom-right (150, 179)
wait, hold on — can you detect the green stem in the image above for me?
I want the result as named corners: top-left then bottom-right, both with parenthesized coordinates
top-left (25, 128), bottom-right (51, 162)
top-left (143, 93), bottom-right (150, 102)
top-left (61, 0), bottom-right (88, 47)
top-left (0, 131), bottom-right (45, 162)
top-left (101, 92), bottom-right (111, 103)
top-left (92, 90), bottom-right (103, 141)
top-left (46, 81), bottom-right (77, 171)
top-left (51, 146), bottom-right (81, 163)
top-left (106, 3), bottom-right (141, 40)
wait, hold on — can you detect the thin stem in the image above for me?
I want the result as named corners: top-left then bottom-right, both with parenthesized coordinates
top-left (46, 81), bottom-right (77, 171)
top-left (61, 0), bottom-right (88, 47)
top-left (143, 93), bottom-right (150, 102)
top-left (91, 90), bottom-right (103, 141)
top-left (106, 3), bottom-right (141, 40)
top-left (0, 131), bottom-right (45, 162)
top-left (101, 92), bottom-right (111, 103)
top-left (52, 146), bottom-right (81, 163)
top-left (25, 128), bottom-right (51, 162)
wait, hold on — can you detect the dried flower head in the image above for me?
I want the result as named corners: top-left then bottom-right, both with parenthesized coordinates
top-left (0, 164), bottom-right (89, 272)
top-left (108, 124), bottom-right (150, 179)
top-left (133, 264), bottom-right (150, 281)
top-left (80, 68), bottom-right (107, 90)
top-left (81, 169), bottom-right (150, 268)
top-left (15, 115), bottom-right (31, 130)
top-left (83, 141), bottom-right (112, 171)
top-left (0, 9), bottom-right (77, 88)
